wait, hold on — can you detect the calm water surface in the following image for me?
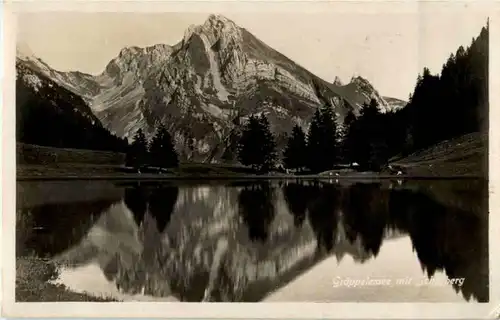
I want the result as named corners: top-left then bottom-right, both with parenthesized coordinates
top-left (16, 179), bottom-right (489, 302)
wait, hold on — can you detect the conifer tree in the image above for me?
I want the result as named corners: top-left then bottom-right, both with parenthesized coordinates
top-left (126, 128), bottom-right (149, 169)
top-left (344, 108), bottom-right (367, 167)
top-left (398, 21), bottom-right (488, 156)
top-left (149, 124), bottom-right (179, 169)
top-left (340, 21), bottom-right (488, 169)
top-left (237, 115), bottom-right (260, 170)
top-left (258, 114), bottom-right (278, 172)
top-left (320, 105), bottom-right (339, 161)
top-left (343, 98), bottom-right (388, 170)
top-left (341, 110), bottom-right (357, 163)
top-left (283, 124), bottom-right (307, 171)
top-left (306, 104), bottom-right (338, 172)
top-left (362, 99), bottom-right (388, 170)
top-left (306, 108), bottom-right (322, 172)
top-left (237, 114), bottom-right (277, 172)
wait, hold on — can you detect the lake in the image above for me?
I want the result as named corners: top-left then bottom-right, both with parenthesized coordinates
top-left (15, 178), bottom-right (489, 303)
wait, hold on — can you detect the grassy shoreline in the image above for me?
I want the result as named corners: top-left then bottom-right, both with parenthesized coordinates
top-left (16, 134), bottom-right (486, 181)
top-left (17, 173), bottom-right (484, 181)
top-left (17, 164), bottom-right (485, 181)
top-left (16, 257), bottom-right (116, 302)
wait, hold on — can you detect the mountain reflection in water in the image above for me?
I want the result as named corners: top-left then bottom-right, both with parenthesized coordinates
top-left (16, 179), bottom-right (488, 303)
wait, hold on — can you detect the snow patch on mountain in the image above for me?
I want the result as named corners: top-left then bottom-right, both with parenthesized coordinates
top-left (198, 32), bottom-right (230, 101)
top-left (22, 74), bottom-right (42, 92)
top-left (383, 96), bottom-right (408, 112)
top-left (201, 104), bottom-right (227, 119)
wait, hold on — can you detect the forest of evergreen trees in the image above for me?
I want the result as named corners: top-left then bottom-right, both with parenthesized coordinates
top-left (370, 21), bottom-right (489, 158)
top-left (237, 22), bottom-right (488, 174)
top-left (16, 68), bottom-right (129, 153)
top-left (16, 63), bottom-right (180, 170)
top-left (115, 180), bottom-right (487, 302)
top-left (126, 125), bottom-right (179, 170)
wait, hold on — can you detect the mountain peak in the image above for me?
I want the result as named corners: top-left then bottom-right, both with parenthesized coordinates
top-left (201, 14), bottom-right (241, 39)
top-left (16, 41), bottom-right (36, 60)
top-left (182, 13), bottom-right (243, 51)
top-left (118, 46), bottom-right (142, 58)
top-left (349, 75), bottom-right (372, 86)
top-left (204, 14), bottom-right (235, 26)
top-left (333, 76), bottom-right (344, 86)
top-left (115, 44), bottom-right (172, 60)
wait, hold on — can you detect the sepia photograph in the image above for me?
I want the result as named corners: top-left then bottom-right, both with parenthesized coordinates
top-left (2, 0), bottom-right (497, 318)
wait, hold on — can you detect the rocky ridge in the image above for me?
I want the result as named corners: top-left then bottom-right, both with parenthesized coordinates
top-left (16, 14), bottom-right (406, 163)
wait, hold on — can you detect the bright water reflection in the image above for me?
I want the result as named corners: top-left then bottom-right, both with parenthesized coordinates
top-left (16, 179), bottom-right (489, 302)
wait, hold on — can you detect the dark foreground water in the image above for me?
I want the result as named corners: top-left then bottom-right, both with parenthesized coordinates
top-left (16, 179), bottom-right (489, 303)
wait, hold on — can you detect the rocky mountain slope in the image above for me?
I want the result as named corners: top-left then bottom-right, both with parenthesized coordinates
top-left (16, 53), bottom-right (127, 152)
top-left (332, 76), bottom-right (407, 113)
top-left (16, 14), bottom-right (405, 163)
top-left (382, 96), bottom-right (407, 111)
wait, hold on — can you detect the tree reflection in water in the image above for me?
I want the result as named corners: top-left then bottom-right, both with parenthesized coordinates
top-left (307, 182), bottom-right (341, 255)
top-left (28, 180), bottom-right (487, 303)
top-left (280, 180), bottom-right (488, 303)
top-left (237, 182), bottom-right (276, 243)
top-left (282, 182), bottom-right (310, 228)
top-left (123, 184), bottom-right (148, 228)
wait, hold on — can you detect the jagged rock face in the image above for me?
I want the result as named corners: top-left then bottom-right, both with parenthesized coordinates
top-left (332, 76), bottom-right (407, 114)
top-left (16, 14), bottom-right (405, 163)
top-left (350, 76), bottom-right (390, 111)
top-left (16, 49), bottom-right (102, 103)
top-left (383, 96), bottom-right (408, 111)
top-left (100, 44), bottom-right (174, 86)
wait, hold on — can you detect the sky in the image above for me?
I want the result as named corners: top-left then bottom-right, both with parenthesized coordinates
top-left (16, 4), bottom-right (490, 100)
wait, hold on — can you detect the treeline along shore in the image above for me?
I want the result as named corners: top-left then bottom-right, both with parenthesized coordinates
top-left (17, 133), bottom-right (485, 180)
